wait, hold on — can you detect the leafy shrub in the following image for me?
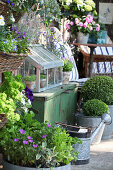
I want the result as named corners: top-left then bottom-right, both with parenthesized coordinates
top-left (24, 75), bottom-right (36, 82)
top-left (83, 99), bottom-right (109, 117)
top-left (81, 75), bottom-right (113, 105)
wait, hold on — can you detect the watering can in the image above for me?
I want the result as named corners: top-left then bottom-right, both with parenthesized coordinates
top-left (55, 113), bottom-right (112, 165)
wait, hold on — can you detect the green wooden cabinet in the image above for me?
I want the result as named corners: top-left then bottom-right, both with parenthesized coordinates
top-left (32, 83), bottom-right (78, 125)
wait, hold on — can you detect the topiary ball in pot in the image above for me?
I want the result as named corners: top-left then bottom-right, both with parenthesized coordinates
top-left (83, 99), bottom-right (109, 117)
top-left (81, 75), bottom-right (113, 105)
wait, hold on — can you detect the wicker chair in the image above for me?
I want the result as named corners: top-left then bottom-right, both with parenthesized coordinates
top-left (79, 36), bottom-right (113, 77)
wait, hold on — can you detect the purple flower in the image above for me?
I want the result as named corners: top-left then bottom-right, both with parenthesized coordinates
top-left (9, 139), bottom-right (11, 141)
top-left (29, 140), bottom-right (33, 143)
top-left (24, 86), bottom-right (34, 102)
top-left (7, 0), bottom-right (10, 4)
top-left (27, 136), bottom-right (32, 140)
top-left (13, 45), bottom-right (17, 51)
top-left (27, 38), bottom-right (30, 41)
top-left (23, 140), bottom-right (28, 144)
top-left (42, 135), bottom-right (47, 138)
top-left (19, 129), bottom-right (25, 134)
top-left (47, 124), bottom-right (51, 128)
top-left (11, 2), bottom-right (14, 6)
top-left (14, 138), bottom-right (19, 142)
top-left (33, 144), bottom-right (38, 148)
top-left (23, 32), bottom-right (26, 38)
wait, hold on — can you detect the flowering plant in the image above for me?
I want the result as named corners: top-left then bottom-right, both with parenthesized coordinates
top-left (58, 0), bottom-right (97, 19)
top-left (0, 16), bottom-right (30, 54)
top-left (0, 72), bottom-right (81, 168)
top-left (66, 14), bottom-right (101, 36)
top-left (0, 112), bottom-right (81, 167)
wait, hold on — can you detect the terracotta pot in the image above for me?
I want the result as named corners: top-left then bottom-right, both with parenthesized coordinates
top-left (24, 81), bottom-right (36, 90)
top-left (40, 79), bottom-right (46, 88)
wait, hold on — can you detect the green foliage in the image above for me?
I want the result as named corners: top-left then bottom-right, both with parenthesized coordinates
top-left (40, 74), bottom-right (47, 79)
top-left (81, 76), bottom-right (113, 105)
top-left (0, 93), bottom-right (20, 122)
top-left (0, 71), bottom-right (25, 100)
top-left (83, 99), bottom-right (109, 117)
top-left (63, 59), bottom-right (74, 72)
top-left (52, 128), bottom-right (81, 165)
top-left (0, 112), bottom-right (80, 168)
top-left (24, 75), bottom-right (36, 82)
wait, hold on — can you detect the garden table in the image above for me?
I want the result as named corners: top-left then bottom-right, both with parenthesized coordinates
top-left (70, 43), bottom-right (113, 77)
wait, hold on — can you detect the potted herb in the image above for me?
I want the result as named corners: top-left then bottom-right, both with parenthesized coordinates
top-left (40, 74), bottom-right (47, 88)
top-left (24, 75), bottom-right (36, 90)
top-left (76, 99), bottom-right (109, 144)
top-left (81, 75), bottom-right (113, 140)
top-left (62, 58), bottom-right (74, 84)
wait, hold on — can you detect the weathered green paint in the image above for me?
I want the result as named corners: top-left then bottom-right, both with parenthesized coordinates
top-left (32, 83), bottom-right (78, 125)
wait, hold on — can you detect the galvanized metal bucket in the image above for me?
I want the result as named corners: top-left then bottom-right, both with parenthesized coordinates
top-left (102, 105), bottom-right (113, 140)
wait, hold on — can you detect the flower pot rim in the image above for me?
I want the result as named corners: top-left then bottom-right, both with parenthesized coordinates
top-left (3, 160), bottom-right (71, 169)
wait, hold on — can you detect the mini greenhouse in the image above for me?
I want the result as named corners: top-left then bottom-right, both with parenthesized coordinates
top-left (23, 44), bottom-right (64, 92)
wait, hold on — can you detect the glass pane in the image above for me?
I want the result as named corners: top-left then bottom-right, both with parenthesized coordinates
top-left (55, 67), bottom-right (62, 84)
top-left (48, 68), bottom-right (54, 86)
top-left (23, 61), bottom-right (37, 90)
top-left (40, 70), bottom-right (47, 88)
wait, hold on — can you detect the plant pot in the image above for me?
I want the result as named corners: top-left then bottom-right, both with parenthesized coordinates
top-left (25, 81), bottom-right (36, 90)
top-left (75, 115), bottom-right (105, 145)
top-left (102, 105), bottom-right (113, 140)
top-left (68, 127), bottom-right (91, 165)
top-left (3, 161), bottom-right (71, 170)
top-left (40, 79), bottom-right (46, 88)
top-left (76, 32), bottom-right (89, 44)
top-left (62, 71), bottom-right (71, 84)
top-left (88, 34), bottom-right (97, 44)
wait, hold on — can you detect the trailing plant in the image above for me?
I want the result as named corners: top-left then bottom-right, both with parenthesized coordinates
top-left (83, 99), bottom-right (109, 117)
top-left (81, 75), bottom-right (113, 105)
top-left (24, 75), bottom-right (36, 82)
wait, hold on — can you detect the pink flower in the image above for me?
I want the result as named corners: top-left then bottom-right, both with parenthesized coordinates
top-left (47, 123), bottom-right (51, 128)
top-left (27, 136), bottom-right (32, 140)
top-left (86, 15), bottom-right (93, 23)
top-left (75, 18), bottom-right (79, 24)
top-left (14, 138), bottom-right (19, 142)
top-left (89, 27), bottom-right (93, 31)
top-left (83, 22), bottom-right (87, 28)
top-left (33, 144), bottom-right (38, 148)
top-left (96, 27), bottom-right (100, 31)
top-left (70, 21), bottom-right (74, 26)
top-left (79, 22), bottom-right (83, 27)
top-left (23, 140), bottom-right (28, 144)
top-left (19, 129), bottom-right (25, 134)
top-left (66, 24), bottom-right (70, 30)
top-left (29, 140), bottom-right (33, 143)
top-left (42, 135), bottom-right (47, 138)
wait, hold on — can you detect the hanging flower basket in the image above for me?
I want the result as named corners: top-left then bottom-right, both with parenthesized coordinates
top-left (0, 51), bottom-right (28, 73)
top-left (0, 113), bottom-right (7, 129)
top-left (0, 0), bottom-right (24, 23)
